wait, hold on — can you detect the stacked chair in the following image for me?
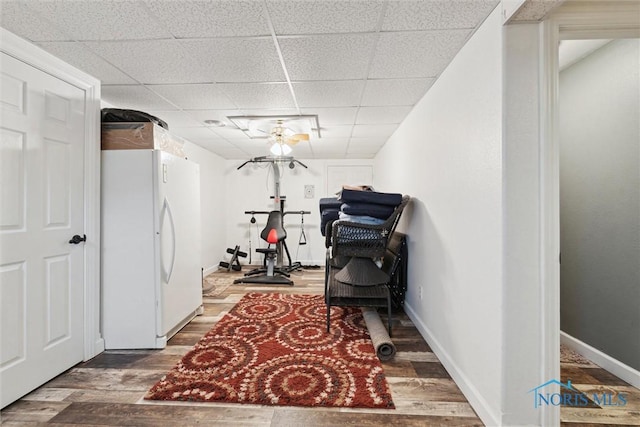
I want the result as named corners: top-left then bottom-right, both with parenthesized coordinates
top-left (322, 189), bottom-right (410, 336)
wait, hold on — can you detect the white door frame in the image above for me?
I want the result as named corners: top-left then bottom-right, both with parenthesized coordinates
top-left (540, 3), bottom-right (640, 426)
top-left (0, 28), bottom-right (104, 360)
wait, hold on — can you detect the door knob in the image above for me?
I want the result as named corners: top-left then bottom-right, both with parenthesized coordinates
top-left (69, 234), bottom-right (86, 244)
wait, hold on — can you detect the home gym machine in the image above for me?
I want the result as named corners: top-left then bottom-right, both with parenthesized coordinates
top-left (233, 156), bottom-right (310, 285)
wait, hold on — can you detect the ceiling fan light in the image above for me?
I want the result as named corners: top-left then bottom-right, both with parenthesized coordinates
top-left (270, 143), bottom-right (292, 156)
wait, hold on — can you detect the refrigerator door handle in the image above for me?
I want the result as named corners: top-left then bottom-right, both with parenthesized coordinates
top-left (161, 197), bottom-right (177, 283)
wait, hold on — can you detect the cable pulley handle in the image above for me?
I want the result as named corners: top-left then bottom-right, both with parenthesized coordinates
top-left (299, 219), bottom-right (307, 245)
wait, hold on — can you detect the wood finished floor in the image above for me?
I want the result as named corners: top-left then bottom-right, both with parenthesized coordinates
top-left (1, 268), bottom-right (638, 426)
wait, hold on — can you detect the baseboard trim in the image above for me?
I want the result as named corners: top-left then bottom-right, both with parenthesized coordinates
top-left (404, 302), bottom-right (501, 427)
top-left (560, 331), bottom-right (640, 388)
top-left (203, 265), bottom-right (218, 277)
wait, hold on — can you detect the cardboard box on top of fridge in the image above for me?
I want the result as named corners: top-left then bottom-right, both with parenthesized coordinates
top-left (101, 122), bottom-right (186, 158)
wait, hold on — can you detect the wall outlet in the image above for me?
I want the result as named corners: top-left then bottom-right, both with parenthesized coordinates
top-left (304, 185), bottom-right (315, 199)
top-left (418, 286), bottom-right (423, 300)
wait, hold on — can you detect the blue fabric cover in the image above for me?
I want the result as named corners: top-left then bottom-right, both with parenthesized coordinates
top-left (339, 189), bottom-right (402, 206)
top-left (338, 212), bottom-right (385, 225)
top-left (320, 208), bottom-right (340, 236)
top-left (322, 209), bottom-right (340, 222)
top-left (319, 197), bottom-right (342, 213)
top-left (340, 202), bottom-right (395, 220)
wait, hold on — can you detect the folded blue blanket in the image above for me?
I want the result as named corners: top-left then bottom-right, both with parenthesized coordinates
top-left (339, 189), bottom-right (403, 206)
top-left (340, 202), bottom-right (395, 220)
top-left (338, 212), bottom-right (386, 226)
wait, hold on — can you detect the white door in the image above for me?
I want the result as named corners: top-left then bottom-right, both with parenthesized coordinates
top-left (0, 52), bottom-right (86, 407)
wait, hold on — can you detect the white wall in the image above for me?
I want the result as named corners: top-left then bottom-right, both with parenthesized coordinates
top-left (223, 158), bottom-right (374, 267)
top-left (559, 38), bottom-right (640, 370)
top-left (374, 6), bottom-right (504, 425)
top-left (181, 142), bottom-right (227, 275)
top-left (502, 22), bottom-right (551, 426)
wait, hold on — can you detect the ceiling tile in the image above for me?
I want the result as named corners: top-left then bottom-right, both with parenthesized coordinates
top-left (228, 143), bottom-right (268, 159)
top-left (25, 0), bottom-right (172, 40)
top-left (321, 126), bottom-right (353, 138)
top-left (239, 108), bottom-right (301, 117)
top-left (356, 106), bottom-right (412, 124)
top-left (300, 108), bottom-right (357, 126)
top-left (345, 152), bottom-right (375, 159)
top-left (279, 34), bottom-right (376, 81)
top-left (382, 1), bottom-right (499, 31)
top-left (210, 126), bottom-right (252, 139)
top-left (180, 38), bottom-right (286, 83)
top-left (313, 137), bottom-right (350, 151)
top-left (187, 139), bottom-right (228, 153)
top-left (148, 84), bottom-right (237, 110)
top-left (0, 1), bottom-right (72, 41)
top-left (266, 0), bottom-right (385, 35)
top-left (349, 137), bottom-right (388, 146)
top-left (220, 83), bottom-right (296, 109)
top-left (145, 0), bottom-right (270, 38)
top-left (369, 30), bottom-right (471, 79)
top-left (185, 109), bottom-right (244, 127)
top-left (361, 78), bottom-right (434, 106)
top-left (293, 81), bottom-right (365, 107)
top-left (86, 40), bottom-right (214, 84)
top-left (230, 138), bottom-right (271, 156)
top-left (352, 124), bottom-right (398, 139)
top-left (144, 111), bottom-right (202, 128)
top-left (347, 145), bottom-right (380, 154)
top-left (312, 149), bottom-right (348, 159)
top-left (210, 147), bottom-right (250, 160)
top-left (37, 42), bottom-right (137, 84)
top-left (101, 85), bottom-right (178, 110)
top-left (169, 126), bottom-right (224, 144)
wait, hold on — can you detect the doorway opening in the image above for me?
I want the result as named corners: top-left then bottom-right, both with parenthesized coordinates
top-left (557, 36), bottom-right (640, 424)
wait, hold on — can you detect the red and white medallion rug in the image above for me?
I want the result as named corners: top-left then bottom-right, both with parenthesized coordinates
top-left (144, 292), bottom-right (395, 409)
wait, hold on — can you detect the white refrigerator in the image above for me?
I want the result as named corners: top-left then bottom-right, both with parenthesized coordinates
top-left (101, 149), bottom-right (202, 349)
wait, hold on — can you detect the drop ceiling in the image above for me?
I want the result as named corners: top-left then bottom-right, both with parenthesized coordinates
top-left (1, 0), bottom-right (503, 159)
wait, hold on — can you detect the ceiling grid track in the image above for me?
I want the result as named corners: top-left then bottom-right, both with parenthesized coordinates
top-left (262, 0), bottom-right (302, 116)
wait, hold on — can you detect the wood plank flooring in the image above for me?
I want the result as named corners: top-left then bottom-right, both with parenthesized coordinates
top-left (1, 268), bottom-right (638, 426)
top-left (559, 346), bottom-right (640, 426)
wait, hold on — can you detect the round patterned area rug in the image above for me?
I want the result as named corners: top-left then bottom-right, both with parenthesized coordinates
top-left (144, 292), bottom-right (394, 409)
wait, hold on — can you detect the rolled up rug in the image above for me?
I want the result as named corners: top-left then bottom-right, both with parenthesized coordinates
top-left (361, 307), bottom-right (396, 361)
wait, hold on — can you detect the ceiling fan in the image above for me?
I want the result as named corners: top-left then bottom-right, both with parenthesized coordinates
top-left (265, 120), bottom-right (308, 155)
top-left (227, 114), bottom-right (320, 156)
top-left (268, 120), bottom-right (310, 144)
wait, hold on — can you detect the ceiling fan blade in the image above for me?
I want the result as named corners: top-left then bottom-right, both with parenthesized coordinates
top-left (286, 133), bottom-right (310, 145)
